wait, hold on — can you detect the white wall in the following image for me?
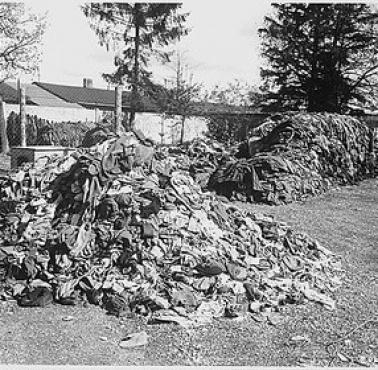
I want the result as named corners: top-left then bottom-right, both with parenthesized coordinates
top-left (134, 112), bottom-right (208, 144)
top-left (3, 104), bottom-right (208, 144)
top-left (4, 103), bottom-right (96, 123)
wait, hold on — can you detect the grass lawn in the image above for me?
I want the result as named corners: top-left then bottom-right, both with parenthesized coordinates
top-left (0, 178), bottom-right (377, 366)
top-left (0, 153), bottom-right (10, 174)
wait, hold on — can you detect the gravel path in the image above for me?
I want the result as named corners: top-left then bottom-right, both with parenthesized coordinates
top-left (1, 179), bottom-right (377, 366)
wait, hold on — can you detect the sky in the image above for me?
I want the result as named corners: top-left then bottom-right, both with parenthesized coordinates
top-left (27, 0), bottom-right (273, 90)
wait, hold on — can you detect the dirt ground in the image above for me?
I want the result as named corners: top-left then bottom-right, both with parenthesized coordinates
top-left (0, 178), bottom-right (377, 366)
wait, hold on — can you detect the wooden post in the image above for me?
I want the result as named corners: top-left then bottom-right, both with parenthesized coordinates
top-left (160, 113), bottom-right (165, 145)
top-left (94, 108), bottom-right (100, 124)
top-left (19, 87), bottom-right (26, 147)
top-left (0, 95), bottom-right (9, 153)
top-left (170, 123), bottom-right (175, 145)
top-left (115, 85), bottom-right (123, 134)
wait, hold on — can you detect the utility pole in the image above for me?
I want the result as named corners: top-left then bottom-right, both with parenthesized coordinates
top-left (19, 87), bottom-right (26, 147)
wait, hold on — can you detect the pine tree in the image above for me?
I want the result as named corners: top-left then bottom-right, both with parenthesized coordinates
top-left (259, 4), bottom-right (378, 113)
top-left (82, 3), bottom-right (189, 129)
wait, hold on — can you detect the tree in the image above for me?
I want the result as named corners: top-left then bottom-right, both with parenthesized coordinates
top-left (259, 4), bottom-right (378, 113)
top-left (143, 52), bottom-right (201, 144)
top-left (204, 79), bottom-right (264, 108)
top-left (0, 3), bottom-right (46, 83)
top-left (82, 3), bottom-right (189, 130)
top-left (203, 80), bottom-right (265, 145)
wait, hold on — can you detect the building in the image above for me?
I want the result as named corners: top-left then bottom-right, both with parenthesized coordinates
top-left (0, 79), bottom-right (209, 143)
top-left (0, 80), bottom-right (98, 122)
top-left (0, 79), bottom-right (265, 143)
top-left (33, 81), bottom-right (132, 113)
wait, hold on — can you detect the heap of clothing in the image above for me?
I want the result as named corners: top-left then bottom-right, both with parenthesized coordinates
top-left (209, 113), bottom-right (377, 204)
top-left (158, 139), bottom-right (233, 189)
top-left (0, 131), bottom-right (343, 326)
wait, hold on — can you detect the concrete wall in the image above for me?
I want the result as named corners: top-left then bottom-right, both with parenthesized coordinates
top-left (2, 104), bottom-right (208, 144)
top-left (134, 112), bottom-right (208, 144)
top-left (4, 103), bottom-right (96, 123)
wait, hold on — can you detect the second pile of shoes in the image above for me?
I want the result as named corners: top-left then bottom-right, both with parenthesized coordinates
top-left (209, 113), bottom-right (377, 204)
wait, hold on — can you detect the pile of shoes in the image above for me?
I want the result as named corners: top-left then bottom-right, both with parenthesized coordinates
top-left (156, 139), bottom-right (233, 189)
top-left (0, 130), bottom-right (343, 325)
top-left (186, 139), bottom-right (232, 188)
top-left (209, 113), bottom-right (377, 204)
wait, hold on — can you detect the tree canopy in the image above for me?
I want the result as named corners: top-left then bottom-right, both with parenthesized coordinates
top-left (82, 3), bottom-right (189, 128)
top-left (259, 4), bottom-right (378, 113)
top-left (0, 3), bottom-right (46, 83)
top-left (204, 80), bottom-right (263, 109)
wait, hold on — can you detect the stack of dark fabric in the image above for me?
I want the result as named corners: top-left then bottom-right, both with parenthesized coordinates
top-left (209, 113), bottom-right (377, 204)
top-left (0, 132), bottom-right (342, 325)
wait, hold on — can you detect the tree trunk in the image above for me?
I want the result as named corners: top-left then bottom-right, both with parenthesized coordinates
top-left (180, 115), bottom-right (186, 144)
top-left (0, 96), bottom-right (9, 153)
top-left (308, 11), bottom-right (320, 112)
top-left (128, 4), bottom-right (141, 132)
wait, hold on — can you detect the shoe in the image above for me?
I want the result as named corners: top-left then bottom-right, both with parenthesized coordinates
top-left (18, 287), bottom-right (53, 307)
top-left (119, 331), bottom-right (148, 348)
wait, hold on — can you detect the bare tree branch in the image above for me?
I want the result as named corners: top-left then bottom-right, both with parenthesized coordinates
top-left (0, 4), bottom-right (46, 82)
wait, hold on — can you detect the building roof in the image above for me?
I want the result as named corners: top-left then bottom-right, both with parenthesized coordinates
top-left (1, 80), bottom-right (257, 115)
top-left (0, 82), bottom-right (33, 105)
top-left (34, 81), bottom-right (131, 110)
top-left (35, 81), bottom-right (168, 113)
top-left (7, 82), bottom-right (83, 108)
top-left (0, 82), bottom-right (83, 108)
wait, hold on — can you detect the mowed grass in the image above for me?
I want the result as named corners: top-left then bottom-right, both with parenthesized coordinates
top-left (0, 176), bottom-right (377, 366)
